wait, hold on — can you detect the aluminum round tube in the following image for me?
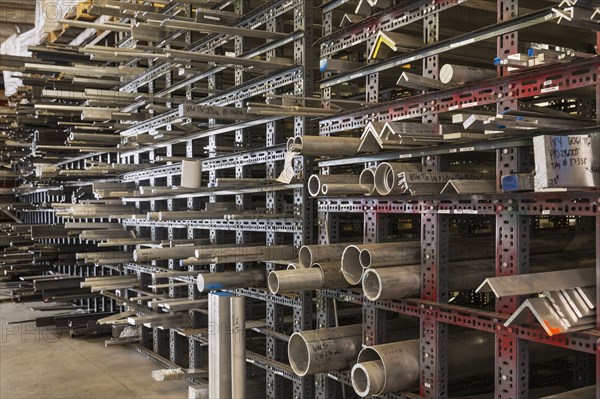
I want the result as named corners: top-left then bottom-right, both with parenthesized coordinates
top-left (363, 251), bottom-right (596, 301)
top-left (208, 292), bottom-right (233, 399)
top-left (351, 360), bottom-right (385, 397)
top-left (268, 268), bottom-right (323, 293)
top-left (359, 168), bottom-right (376, 196)
top-left (351, 339), bottom-right (420, 396)
top-left (197, 269), bottom-right (265, 292)
top-left (291, 136), bottom-right (361, 157)
top-left (288, 324), bottom-right (363, 376)
top-left (321, 183), bottom-right (371, 196)
top-left (341, 242), bottom-right (420, 285)
top-left (359, 241), bottom-right (421, 268)
top-left (439, 64), bottom-right (495, 85)
top-left (230, 296), bottom-right (245, 399)
top-left (312, 261), bottom-right (347, 289)
top-left (308, 174), bottom-right (360, 197)
top-left (362, 265), bottom-right (421, 301)
top-left (298, 243), bottom-right (352, 268)
top-left (374, 162), bottom-right (420, 195)
top-left (362, 259), bottom-right (501, 301)
top-left (287, 263), bottom-right (300, 270)
top-left (351, 332), bottom-right (562, 397)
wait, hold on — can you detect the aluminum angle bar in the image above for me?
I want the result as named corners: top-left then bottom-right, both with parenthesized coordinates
top-left (320, 7), bottom-right (558, 89)
top-left (476, 268), bottom-right (595, 297)
top-left (504, 288), bottom-right (597, 336)
top-left (440, 179), bottom-right (496, 194)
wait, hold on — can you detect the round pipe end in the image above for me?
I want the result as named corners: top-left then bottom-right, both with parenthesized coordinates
top-left (439, 63), bottom-right (453, 84)
top-left (374, 163), bottom-right (393, 196)
top-left (308, 174), bottom-right (321, 197)
top-left (288, 332), bottom-right (311, 377)
top-left (359, 249), bottom-right (371, 268)
top-left (359, 168), bottom-right (376, 196)
top-left (362, 268), bottom-right (383, 301)
top-left (341, 245), bottom-right (364, 285)
top-left (298, 246), bottom-right (312, 268)
top-left (351, 360), bottom-right (385, 397)
top-left (267, 271), bottom-right (280, 294)
top-left (196, 275), bottom-right (206, 292)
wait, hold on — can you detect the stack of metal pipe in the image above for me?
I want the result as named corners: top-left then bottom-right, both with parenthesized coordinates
top-left (268, 243), bottom-right (354, 293)
top-left (342, 234), bottom-right (595, 301)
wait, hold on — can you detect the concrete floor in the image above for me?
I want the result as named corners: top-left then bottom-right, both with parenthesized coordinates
top-left (0, 301), bottom-right (190, 399)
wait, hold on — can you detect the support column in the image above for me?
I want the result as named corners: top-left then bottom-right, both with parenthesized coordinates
top-left (420, 212), bottom-right (449, 399)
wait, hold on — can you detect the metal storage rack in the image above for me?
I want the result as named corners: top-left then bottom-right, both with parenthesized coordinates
top-left (0, 0), bottom-right (598, 398)
top-left (14, 154), bottom-right (120, 314)
top-left (102, 0), bottom-right (317, 397)
top-left (4, 0), bottom-right (319, 396)
top-left (314, 0), bottom-right (599, 398)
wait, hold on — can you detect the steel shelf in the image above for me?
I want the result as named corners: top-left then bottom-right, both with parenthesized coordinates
top-left (318, 0), bottom-right (466, 57)
top-left (122, 218), bottom-right (302, 233)
top-left (4, 0), bottom-right (598, 397)
top-left (120, 144), bottom-right (288, 182)
top-left (320, 289), bottom-right (599, 355)
top-left (320, 57), bottom-right (600, 133)
top-left (319, 7), bottom-right (559, 89)
top-left (317, 126), bottom-right (600, 167)
top-left (120, 65), bottom-right (302, 138)
top-left (316, 193), bottom-right (599, 217)
top-left (121, 183), bottom-right (302, 202)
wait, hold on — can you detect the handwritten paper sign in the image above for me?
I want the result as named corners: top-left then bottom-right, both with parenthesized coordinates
top-left (533, 134), bottom-right (599, 190)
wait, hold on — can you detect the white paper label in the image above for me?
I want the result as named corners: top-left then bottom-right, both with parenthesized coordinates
top-left (541, 86), bottom-right (559, 93)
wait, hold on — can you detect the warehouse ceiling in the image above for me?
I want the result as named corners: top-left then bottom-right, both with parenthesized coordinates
top-left (0, 0), bottom-right (36, 45)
